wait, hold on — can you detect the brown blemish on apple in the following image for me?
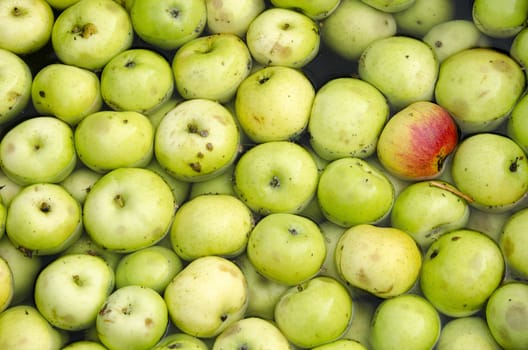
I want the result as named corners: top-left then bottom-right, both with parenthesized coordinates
top-left (270, 42), bottom-right (292, 59)
top-left (356, 268), bottom-right (369, 284)
top-left (189, 162), bottom-right (201, 172)
top-left (144, 317), bottom-right (153, 327)
top-left (72, 23), bottom-right (98, 39)
top-left (509, 156), bottom-right (524, 172)
top-left (506, 303), bottom-right (526, 330)
top-left (206, 142), bottom-right (214, 151)
top-left (39, 201), bottom-right (51, 213)
top-left (429, 248), bottom-right (439, 259)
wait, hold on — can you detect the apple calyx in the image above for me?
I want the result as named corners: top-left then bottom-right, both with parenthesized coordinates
top-left (428, 181), bottom-right (474, 203)
top-left (72, 23), bottom-right (98, 39)
top-left (113, 194), bottom-right (125, 208)
top-left (11, 6), bottom-right (28, 17)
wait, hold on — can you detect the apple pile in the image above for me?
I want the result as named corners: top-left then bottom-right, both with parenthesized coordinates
top-left (1, 0), bottom-right (528, 349)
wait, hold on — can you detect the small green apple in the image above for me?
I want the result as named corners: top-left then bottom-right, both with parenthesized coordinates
top-left (245, 7), bottom-right (320, 68)
top-left (205, 0), bottom-right (265, 36)
top-left (308, 77), bottom-right (389, 161)
top-left (420, 229), bottom-right (505, 317)
top-left (0, 116), bottom-right (77, 185)
top-left (61, 233), bottom-right (122, 271)
top-left (360, 0), bottom-right (416, 12)
top-left (247, 212), bottom-right (326, 286)
top-left (436, 316), bottom-right (502, 350)
top-left (510, 27), bottom-right (528, 72)
top-left (145, 157), bottom-right (191, 206)
top-left (317, 157), bottom-right (394, 227)
top-left (472, 0), bottom-right (528, 38)
top-left (0, 256), bottom-right (13, 312)
top-left (0, 48), bottom-right (32, 125)
top-left (59, 166), bottom-right (103, 205)
top-left (154, 98), bottom-right (241, 182)
top-left (74, 110), bottom-right (154, 173)
top-left (466, 207), bottom-right (511, 243)
top-left (172, 33), bottom-right (252, 103)
top-left (83, 167), bottom-right (176, 253)
top-left (234, 65), bottom-right (315, 143)
top-left (499, 207), bottom-right (528, 279)
top-left (164, 256), bottom-right (248, 338)
top-left (341, 298), bottom-right (377, 348)
top-left (507, 91), bottom-right (528, 154)
top-left (271, 0), bottom-right (341, 20)
top-left (0, 169), bottom-right (22, 206)
top-left (393, 0), bottom-right (455, 37)
top-left (274, 276), bottom-right (353, 348)
top-left (62, 340), bottom-right (109, 350)
top-left (369, 293), bottom-right (441, 350)
top-left (152, 333), bottom-right (209, 350)
top-left (233, 141), bottom-right (319, 215)
top-left (170, 194), bottom-right (253, 261)
top-left (45, 0), bottom-right (82, 9)
top-left (335, 224), bottom-right (422, 298)
top-left (6, 183), bottom-right (82, 256)
top-left (189, 163), bottom-right (236, 199)
top-left (100, 48), bottom-right (174, 114)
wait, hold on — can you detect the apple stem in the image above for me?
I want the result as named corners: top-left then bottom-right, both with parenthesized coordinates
top-left (114, 194), bottom-right (125, 208)
top-left (428, 181), bottom-right (474, 203)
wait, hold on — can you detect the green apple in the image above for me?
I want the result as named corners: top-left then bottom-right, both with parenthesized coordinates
top-left (233, 141), bottom-right (319, 215)
top-left (369, 293), bottom-right (441, 350)
top-left (145, 96), bottom-right (182, 131)
top-left (0, 235), bottom-right (43, 305)
top-left (510, 27), bottom-right (528, 72)
top-left (205, 0), bottom-right (265, 36)
top-left (233, 253), bottom-right (289, 320)
top-left (473, 0), bottom-right (528, 38)
top-left (0, 305), bottom-right (69, 349)
top-left (170, 194), bottom-right (254, 261)
top-left (172, 33), bottom-right (252, 103)
top-left (423, 19), bottom-right (491, 63)
top-left (0, 197), bottom-right (5, 240)
top-left (164, 256), bottom-right (248, 338)
top-left (246, 7), bottom-right (320, 68)
top-left (308, 77), bottom-right (389, 161)
top-left (393, 0), bottom-right (455, 37)
top-left (271, 0), bottom-right (341, 19)
top-left (189, 163), bottom-right (236, 199)
top-left (499, 207), bottom-right (528, 279)
top-left (312, 339), bottom-right (367, 350)
top-left (51, 0), bottom-right (134, 71)
top-left (145, 157), bottom-right (191, 206)
top-left (466, 206), bottom-right (511, 243)
top-left (31, 63), bottom-right (102, 126)
top-left (6, 183), bottom-right (82, 256)
top-left (274, 276), bottom-right (353, 348)
top-left (59, 166), bottom-right (103, 205)
top-left (0, 0), bottom-right (54, 54)
top-left (450, 133), bottom-right (528, 212)
top-left (45, 0), bottom-right (82, 10)
top-left (0, 48), bottom-right (31, 125)
top-left (115, 245), bottom-right (182, 293)
top-left (129, 0), bottom-right (206, 50)
top-left (0, 116), bottom-right (77, 185)
top-left (154, 98), bottom-right (241, 182)
top-left (507, 91), bottom-right (528, 154)
top-left (436, 316), bottom-right (502, 350)
top-left (420, 229), bottom-right (505, 317)
top-left (83, 167), bottom-right (176, 252)
top-left (341, 297), bottom-right (377, 348)
top-left (61, 233), bottom-right (122, 270)
top-left (317, 157), bottom-right (394, 227)
top-left (152, 333), bottom-right (208, 350)
top-left (247, 212), bottom-right (326, 286)
top-left (320, 0), bottom-right (397, 61)
top-left (360, 0), bottom-right (416, 12)
top-left (0, 169), bottom-right (22, 206)
top-left (358, 35), bottom-right (438, 110)
top-left (485, 282), bottom-right (528, 350)
top-left (317, 221), bottom-right (347, 282)
top-left (213, 316), bottom-right (292, 350)
top-left (100, 48), bottom-right (174, 114)
top-left (335, 224), bottom-right (422, 298)
top-left (0, 256), bottom-right (13, 312)
top-left (74, 110), bottom-right (154, 173)
top-left (434, 48), bottom-right (525, 133)
top-left (62, 341), bottom-right (109, 350)
top-left (34, 253), bottom-right (115, 331)
top-left (234, 65), bottom-right (315, 143)
top-left (390, 180), bottom-right (470, 250)
top-left (97, 285), bottom-right (169, 350)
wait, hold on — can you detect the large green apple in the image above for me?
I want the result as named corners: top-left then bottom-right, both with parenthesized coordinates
top-left (420, 229), bottom-right (505, 317)
top-left (436, 316), bottom-right (502, 350)
top-left (0, 48), bottom-right (32, 125)
top-left (205, 0), bottom-right (265, 36)
top-left (246, 212), bottom-right (326, 286)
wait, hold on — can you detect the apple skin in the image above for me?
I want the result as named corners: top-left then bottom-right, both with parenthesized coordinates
top-left (420, 229), bottom-right (505, 317)
top-left (360, 0), bottom-right (416, 13)
top-left (233, 141), bottom-right (319, 215)
top-left (6, 183), bottom-right (83, 256)
top-left (59, 166), bottom-right (103, 205)
top-left (205, 0), bottom-right (265, 36)
top-left (247, 212), bottom-right (327, 286)
top-left (0, 169), bottom-right (22, 206)
top-left (507, 91), bottom-right (528, 154)
top-left (152, 333), bottom-right (209, 350)
top-left (51, 0), bottom-right (134, 71)
top-left (0, 48), bottom-right (32, 126)
top-left (450, 133), bottom-right (528, 212)
top-left (317, 157), bottom-right (395, 227)
top-left (130, 0), bottom-right (206, 50)
top-left (145, 158), bottom-right (191, 206)
top-left (499, 207), bottom-right (528, 279)
top-left (335, 224), bottom-right (422, 298)
top-left (271, 0), bottom-right (341, 20)
top-left (100, 48), bottom-right (174, 114)
top-left (510, 27), bottom-right (528, 73)
top-left (0, 256), bottom-right (13, 312)
top-left (189, 163), bottom-right (236, 199)
top-left (0, 116), bottom-right (77, 186)
top-left (83, 167), bottom-right (176, 253)
top-left (393, 0), bottom-right (455, 37)
top-left (34, 253), bottom-right (115, 331)
top-left (61, 233), bottom-right (122, 271)
top-left (246, 7), bottom-right (320, 68)
top-left (358, 35), bottom-right (438, 110)
top-left (0, 305), bottom-right (69, 349)
top-left (74, 110), bottom-right (154, 173)
top-left (61, 340), bottom-right (109, 350)
top-left (164, 256), bottom-right (248, 338)
top-left (312, 339), bottom-right (367, 350)
top-left (96, 285), bottom-right (169, 350)
top-left (472, 0), bottom-right (528, 38)
top-left (369, 293), bottom-right (441, 350)
top-left (154, 98), bottom-right (241, 182)
top-left (235, 65), bottom-right (315, 143)
top-left (436, 316), bottom-right (502, 350)
top-left (212, 316), bottom-right (292, 350)
top-left (274, 276), bottom-right (354, 348)
top-left (434, 48), bottom-right (526, 133)
top-left (31, 63), bottom-right (103, 126)
top-left (172, 33), bottom-right (252, 103)
top-left (308, 77), bottom-right (389, 161)
top-left (170, 194), bottom-right (254, 261)
top-left (377, 101), bottom-right (459, 180)
top-left (485, 282), bottom-right (528, 350)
